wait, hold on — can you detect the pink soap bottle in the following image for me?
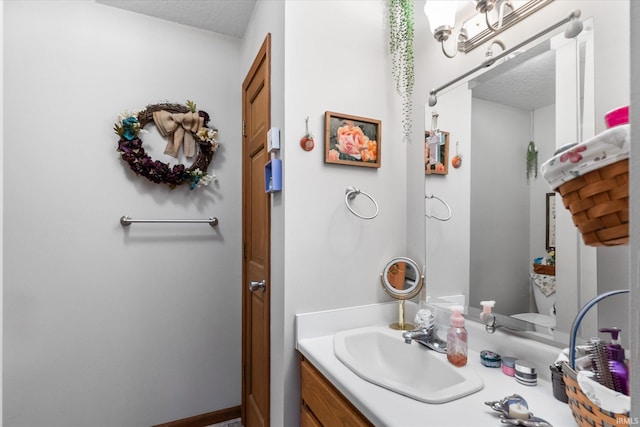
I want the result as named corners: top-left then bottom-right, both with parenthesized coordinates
top-left (447, 306), bottom-right (468, 367)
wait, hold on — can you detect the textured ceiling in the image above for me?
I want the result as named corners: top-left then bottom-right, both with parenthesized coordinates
top-left (97, 0), bottom-right (257, 38)
top-left (98, 0), bottom-right (554, 110)
top-left (471, 42), bottom-right (556, 111)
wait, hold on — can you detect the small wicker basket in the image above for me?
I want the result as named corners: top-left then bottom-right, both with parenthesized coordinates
top-left (562, 361), bottom-right (629, 426)
top-left (532, 264), bottom-right (555, 276)
top-left (555, 159), bottom-right (628, 247)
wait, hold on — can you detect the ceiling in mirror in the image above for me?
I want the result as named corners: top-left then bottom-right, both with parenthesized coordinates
top-left (428, 9), bottom-right (584, 107)
top-left (471, 45), bottom-right (555, 109)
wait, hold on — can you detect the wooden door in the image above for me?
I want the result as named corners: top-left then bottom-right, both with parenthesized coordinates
top-left (387, 262), bottom-right (407, 290)
top-left (241, 34), bottom-right (271, 427)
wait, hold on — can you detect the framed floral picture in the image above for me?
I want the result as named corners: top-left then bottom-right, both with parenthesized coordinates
top-left (425, 130), bottom-right (449, 175)
top-left (324, 111), bottom-right (381, 168)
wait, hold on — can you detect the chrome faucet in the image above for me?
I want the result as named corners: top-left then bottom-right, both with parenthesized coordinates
top-left (483, 313), bottom-right (498, 334)
top-left (402, 325), bottom-right (447, 353)
top-left (480, 300), bottom-right (498, 334)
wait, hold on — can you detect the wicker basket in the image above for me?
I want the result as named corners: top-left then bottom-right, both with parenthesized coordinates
top-left (562, 361), bottom-right (629, 426)
top-left (532, 264), bottom-right (555, 276)
top-left (556, 159), bottom-right (628, 247)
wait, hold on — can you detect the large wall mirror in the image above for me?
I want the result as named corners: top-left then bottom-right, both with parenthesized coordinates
top-left (424, 13), bottom-right (629, 346)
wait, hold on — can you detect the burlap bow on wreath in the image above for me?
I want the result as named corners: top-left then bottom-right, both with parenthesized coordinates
top-left (153, 110), bottom-right (204, 158)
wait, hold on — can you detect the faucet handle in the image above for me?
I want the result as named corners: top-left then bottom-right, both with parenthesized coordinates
top-left (414, 308), bottom-right (435, 329)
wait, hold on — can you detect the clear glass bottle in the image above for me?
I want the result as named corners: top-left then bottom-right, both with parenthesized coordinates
top-left (447, 306), bottom-right (468, 367)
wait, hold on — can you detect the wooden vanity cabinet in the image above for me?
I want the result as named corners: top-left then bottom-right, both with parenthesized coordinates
top-left (299, 355), bottom-right (373, 427)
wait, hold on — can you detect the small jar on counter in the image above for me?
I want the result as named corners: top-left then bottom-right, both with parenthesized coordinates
top-left (480, 350), bottom-right (502, 368)
top-left (515, 360), bottom-right (537, 386)
top-left (501, 357), bottom-right (516, 377)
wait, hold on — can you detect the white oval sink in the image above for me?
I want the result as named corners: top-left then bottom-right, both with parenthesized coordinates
top-left (334, 326), bottom-right (484, 403)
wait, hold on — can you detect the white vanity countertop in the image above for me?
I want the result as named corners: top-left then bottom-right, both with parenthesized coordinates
top-left (296, 302), bottom-right (577, 427)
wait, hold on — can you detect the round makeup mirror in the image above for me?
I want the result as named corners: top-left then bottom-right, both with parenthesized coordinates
top-left (380, 257), bottom-right (424, 330)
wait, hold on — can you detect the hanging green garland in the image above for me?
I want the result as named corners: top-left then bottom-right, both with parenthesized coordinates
top-left (389, 0), bottom-right (414, 144)
top-left (526, 140), bottom-right (538, 181)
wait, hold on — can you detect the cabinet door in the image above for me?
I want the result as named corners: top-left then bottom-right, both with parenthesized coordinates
top-left (300, 359), bottom-right (372, 427)
top-left (300, 405), bottom-right (322, 427)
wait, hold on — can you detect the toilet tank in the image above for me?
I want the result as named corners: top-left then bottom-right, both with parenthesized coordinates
top-left (531, 274), bottom-right (556, 317)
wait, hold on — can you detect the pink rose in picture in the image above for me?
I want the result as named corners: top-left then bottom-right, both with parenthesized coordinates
top-left (328, 149), bottom-right (340, 161)
top-left (336, 122), bottom-right (368, 160)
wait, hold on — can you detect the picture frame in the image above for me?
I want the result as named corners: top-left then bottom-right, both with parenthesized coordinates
top-left (324, 111), bottom-right (381, 168)
top-left (546, 192), bottom-right (556, 250)
top-left (425, 130), bottom-right (449, 175)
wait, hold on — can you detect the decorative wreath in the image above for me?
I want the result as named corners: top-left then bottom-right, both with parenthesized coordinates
top-left (114, 100), bottom-right (219, 190)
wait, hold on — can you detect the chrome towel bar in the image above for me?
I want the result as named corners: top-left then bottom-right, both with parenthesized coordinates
top-left (120, 215), bottom-right (219, 228)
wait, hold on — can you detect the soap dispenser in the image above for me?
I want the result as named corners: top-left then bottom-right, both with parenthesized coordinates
top-left (447, 305), bottom-right (468, 367)
top-left (600, 327), bottom-right (629, 395)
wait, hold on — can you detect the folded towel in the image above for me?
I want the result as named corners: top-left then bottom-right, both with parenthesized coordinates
top-left (578, 371), bottom-right (630, 414)
top-left (541, 124), bottom-right (630, 190)
top-left (530, 273), bottom-right (556, 297)
top-left (556, 346), bottom-right (592, 370)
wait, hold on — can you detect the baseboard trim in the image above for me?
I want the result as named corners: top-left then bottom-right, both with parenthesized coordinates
top-left (153, 406), bottom-right (241, 427)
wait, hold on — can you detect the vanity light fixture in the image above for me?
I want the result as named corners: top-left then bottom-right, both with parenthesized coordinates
top-left (424, 0), bottom-right (554, 59)
top-left (424, 1), bottom-right (467, 58)
top-left (428, 9), bottom-right (583, 106)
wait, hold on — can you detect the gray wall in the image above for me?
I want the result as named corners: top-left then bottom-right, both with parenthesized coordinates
top-left (597, 246), bottom-right (631, 346)
top-left (470, 98), bottom-right (532, 315)
top-left (4, 1), bottom-right (414, 426)
top-left (3, 2), bottom-right (242, 425)
top-left (275, 2), bottom-right (410, 425)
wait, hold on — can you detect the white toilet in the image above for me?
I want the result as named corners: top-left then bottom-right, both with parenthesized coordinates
top-left (511, 274), bottom-right (556, 335)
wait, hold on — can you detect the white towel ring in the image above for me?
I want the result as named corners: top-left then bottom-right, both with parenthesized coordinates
top-left (345, 186), bottom-right (379, 220)
top-left (425, 194), bottom-right (452, 221)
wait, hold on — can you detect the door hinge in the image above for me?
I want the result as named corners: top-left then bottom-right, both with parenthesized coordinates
top-left (242, 120), bottom-right (246, 137)
top-left (243, 241), bottom-right (247, 259)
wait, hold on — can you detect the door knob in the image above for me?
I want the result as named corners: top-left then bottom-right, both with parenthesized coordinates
top-left (250, 280), bottom-right (266, 292)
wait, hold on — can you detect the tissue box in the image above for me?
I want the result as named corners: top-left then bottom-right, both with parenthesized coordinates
top-left (604, 105), bottom-right (628, 128)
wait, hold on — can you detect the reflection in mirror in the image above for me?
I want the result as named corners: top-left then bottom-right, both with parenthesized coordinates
top-left (381, 257), bottom-right (424, 331)
top-left (425, 131), bottom-right (449, 175)
top-left (386, 261), bottom-right (416, 291)
top-left (424, 18), bottom-right (602, 346)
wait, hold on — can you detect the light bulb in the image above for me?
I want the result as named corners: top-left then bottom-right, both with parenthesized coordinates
top-left (424, 1), bottom-right (458, 36)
